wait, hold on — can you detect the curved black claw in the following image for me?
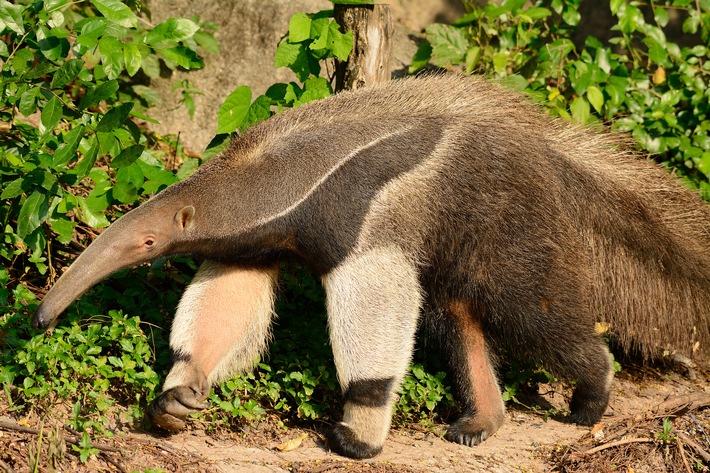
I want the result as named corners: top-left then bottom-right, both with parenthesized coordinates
top-left (327, 423), bottom-right (382, 459)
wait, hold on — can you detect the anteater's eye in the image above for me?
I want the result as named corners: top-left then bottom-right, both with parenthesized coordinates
top-left (144, 238), bottom-right (155, 248)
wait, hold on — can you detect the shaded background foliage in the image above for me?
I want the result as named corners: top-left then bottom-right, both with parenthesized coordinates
top-left (0, 0), bottom-right (708, 449)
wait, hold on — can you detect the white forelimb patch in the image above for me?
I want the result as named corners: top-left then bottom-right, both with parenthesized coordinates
top-left (163, 261), bottom-right (278, 391)
top-left (323, 246), bottom-right (422, 447)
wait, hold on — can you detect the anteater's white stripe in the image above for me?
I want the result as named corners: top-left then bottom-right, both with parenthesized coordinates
top-left (245, 127), bottom-right (412, 231)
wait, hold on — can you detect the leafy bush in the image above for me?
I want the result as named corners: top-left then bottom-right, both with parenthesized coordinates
top-left (204, 10), bottom-right (353, 157)
top-left (411, 0), bottom-right (710, 198)
top-left (0, 0), bottom-right (212, 280)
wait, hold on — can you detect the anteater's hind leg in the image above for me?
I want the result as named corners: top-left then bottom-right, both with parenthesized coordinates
top-left (148, 261), bottom-right (278, 431)
top-left (508, 298), bottom-right (615, 426)
top-left (436, 300), bottom-right (506, 446)
top-left (322, 246), bottom-right (422, 459)
top-left (561, 336), bottom-right (614, 426)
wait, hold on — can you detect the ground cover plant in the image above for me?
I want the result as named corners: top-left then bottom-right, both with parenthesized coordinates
top-left (1, 0), bottom-right (709, 470)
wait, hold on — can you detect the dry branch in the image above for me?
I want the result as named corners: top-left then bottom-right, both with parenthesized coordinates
top-left (676, 437), bottom-right (692, 473)
top-left (652, 393), bottom-right (710, 417)
top-left (0, 420), bottom-right (122, 454)
top-left (677, 432), bottom-right (710, 463)
top-left (580, 437), bottom-right (654, 456)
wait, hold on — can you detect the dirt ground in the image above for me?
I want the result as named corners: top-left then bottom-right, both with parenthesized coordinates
top-left (1, 364), bottom-right (709, 473)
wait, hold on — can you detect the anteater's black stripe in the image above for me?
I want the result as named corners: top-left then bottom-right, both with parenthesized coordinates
top-left (343, 377), bottom-right (395, 408)
top-left (169, 347), bottom-right (192, 365)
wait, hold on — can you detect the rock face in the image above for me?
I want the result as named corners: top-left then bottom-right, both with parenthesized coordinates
top-left (147, 0), bottom-right (466, 152)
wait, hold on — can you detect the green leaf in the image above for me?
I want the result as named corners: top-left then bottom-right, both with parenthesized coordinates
top-left (646, 39), bottom-right (668, 65)
top-left (493, 51), bottom-right (509, 73)
top-left (465, 46), bottom-right (482, 73)
top-left (328, 23), bottom-right (353, 61)
top-left (409, 40), bottom-right (432, 74)
top-left (77, 195), bottom-right (109, 228)
top-left (596, 47), bottom-right (611, 74)
top-left (99, 36), bottom-right (125, 79)
top-left (275, 41), bottom-right (310, 81)
top-left (36, 25), bottom-right (70, 61)
top-left (111, 180), bottom-right (138, 203)
top-left (618, 4), bottom-right (644, 34)
top-left (116, 163), bottom-right (144, 189)
top-left (243, 95), bottom-right (273, 130)
top-left (53, 125), bottom-right (85, 166)
top-left (74, 138), bottom-right (99, 179)
top-left (294, 77), bottom-right (331, 106)
top-left (0, 0), bottom-right (25, 35)
top-left (141, 53), bottom-right (160, 79)
top-left (40, 96), bottom-right (63, 135)
top-left (682, 11), bottom-right (700, 34)
top-left (91, 0), bottom-right (137, 28)
top-left (51, 59), bottom-right (83, 89)
top-left (79, 80), bottom-right (119, 109)
top-left (17, 191), bottom-right (48, 237)
top-left (160, 46), bottom-right (204, 69)
top-left (523, 7), bottom-right (551, 19)
top-left (217, 86), bottom-right (251, 134)
top-left (498, 74), bottom-right (529, 92)
top-left (289, 13), bottom-right (312, 43)
top-left (610, 0), bottom-right (624, 15)
top-left (1, 177), bottom-right (27, 199)
top-left (111, 144), bottom-right (144, 168)
top-left (203, 133), bottom-right (231, 160)
top-left (570, 96), bottom-right (590, 124)
top-left (19, 87), bottom-right (40, 117)
top-left (586, 85), bottom-right (604, 113)
top-left (97, 103), bottom-right (134, 133)
top-left (49, 218), bottom-right (77, 244)
top-left (653, 6), bottom-right (670, 27)
top-left (697, 152), bottom-right (710, 177)
top-left (123, 43), bottom-right (141, 76)
top-left (562, 6), bottom-right (581, 25)
top-left (194, 31), bottom-right (220, 54)
top-left (145, 18), bottom-right (200, 44)
top-left (426, 24), bottom-right (468, 66)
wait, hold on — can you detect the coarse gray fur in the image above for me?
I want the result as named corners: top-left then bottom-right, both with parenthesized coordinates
top-left (32, 74), bottom-right (710, 459)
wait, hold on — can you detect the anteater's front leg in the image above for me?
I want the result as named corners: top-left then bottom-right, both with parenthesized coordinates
top-left (148, 261), bottom-right (278, 431)
top-left (322, 247), bottom-right (422, 459)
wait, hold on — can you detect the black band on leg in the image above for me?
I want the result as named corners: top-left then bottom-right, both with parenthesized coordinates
top-left (343, 377), bottom-right (394, 407)
top-left (169, 347), bottom-right (192, 365)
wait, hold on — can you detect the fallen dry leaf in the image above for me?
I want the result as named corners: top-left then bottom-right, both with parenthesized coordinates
top-left (274, 433), bottom-right (308, 452)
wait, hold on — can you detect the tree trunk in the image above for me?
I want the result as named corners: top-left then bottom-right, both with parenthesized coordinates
top-left (334, 4), bottom-right (394, 91)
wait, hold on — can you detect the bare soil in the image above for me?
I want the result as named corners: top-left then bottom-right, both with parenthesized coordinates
top-left (1, 365), bottom-right (708, 473)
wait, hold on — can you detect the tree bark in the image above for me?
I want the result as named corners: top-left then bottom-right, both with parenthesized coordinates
top-left (334, 4), bottom-right (394, 91)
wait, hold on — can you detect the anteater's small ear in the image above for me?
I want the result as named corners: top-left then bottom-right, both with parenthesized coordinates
top-left (175, 205), bottom-right (195, 231)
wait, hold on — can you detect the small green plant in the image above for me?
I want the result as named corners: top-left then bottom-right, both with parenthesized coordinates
top-left (71, 431), bottom-right (99, 463)
top-left (654, 416), bottom-right (676, 444)
top-left (395, 364), bottom-right (456, 426)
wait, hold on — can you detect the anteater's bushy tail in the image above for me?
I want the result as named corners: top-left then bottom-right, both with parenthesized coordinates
top-left (553, 126), bottom-right (710, 363)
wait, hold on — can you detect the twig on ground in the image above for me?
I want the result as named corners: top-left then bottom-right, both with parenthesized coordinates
top-left (100, 451), bottom-right (128, 473)
top-left (0, 420), bottom-right (121, 454)
top-left (677, 432), bottom-right (710, 463)
top-left (123, 434), bottom-right (202, 459)
top-left (0, 459), bottom-right (14, 473)
top-left (580, 437), bottom-right (654, 456)
top-left (676, 437), bottom-right (692, 473)
top-left (652, 393), bottom-right (710, 418)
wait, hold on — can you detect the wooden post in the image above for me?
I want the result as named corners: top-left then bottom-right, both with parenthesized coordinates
top-left (334, 4), bottom-right (394, 91)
